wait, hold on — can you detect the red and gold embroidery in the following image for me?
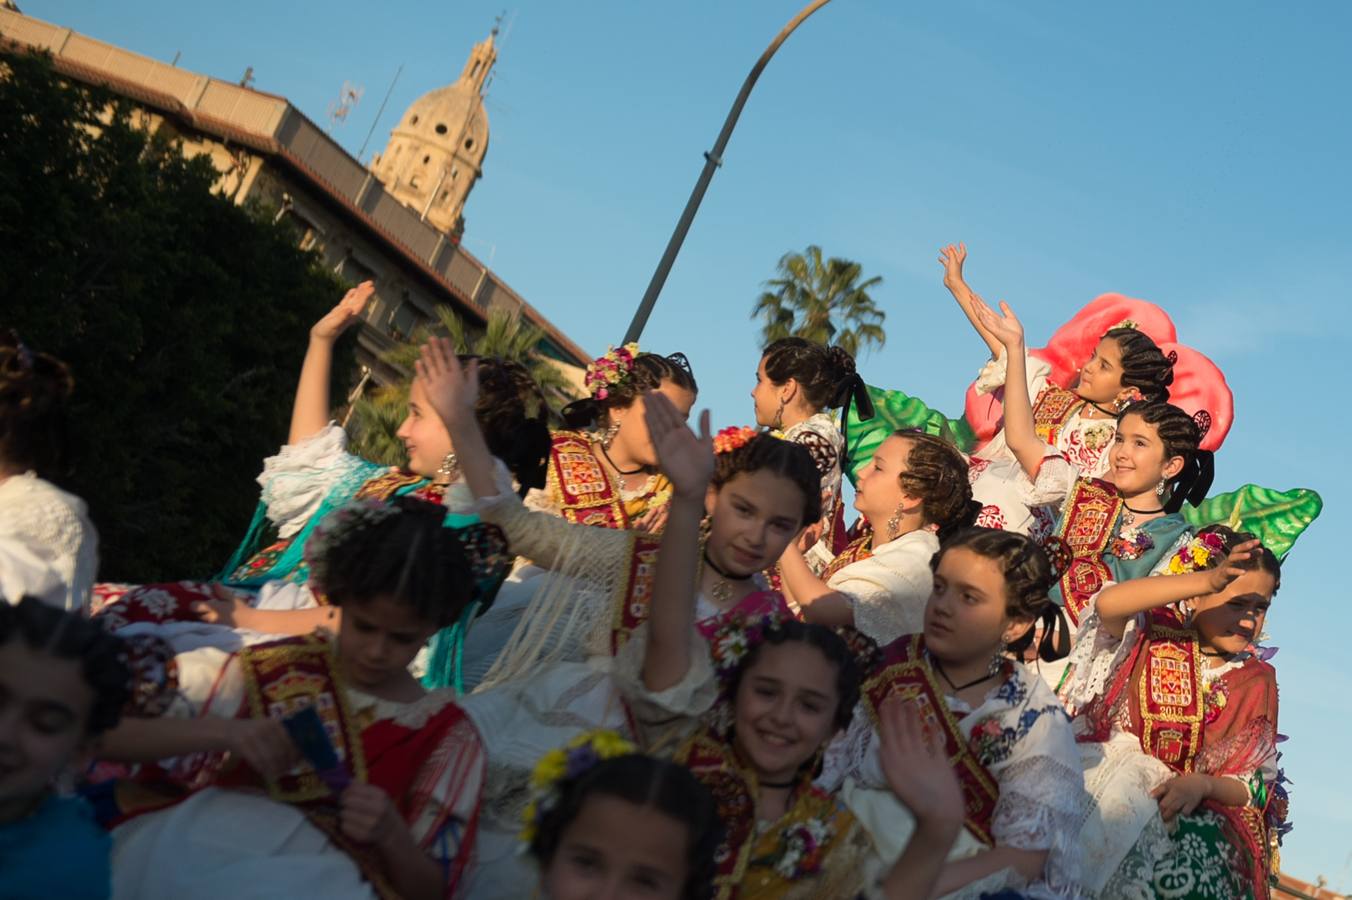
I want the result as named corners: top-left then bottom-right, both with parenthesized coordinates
top-left (822, 532), bottom-right (873, 581)
top-left (1032, 385), bottom-right (1086, 447)
top-left (1135, 610), bottom-right (1205, 771)
top-left (1055, 478), bottom-right (1124, 626)
top-left (548, 431), bottom-right (631, 529)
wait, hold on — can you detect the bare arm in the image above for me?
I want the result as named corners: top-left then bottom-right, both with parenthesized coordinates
top-left (939, 243), bottom-right (1002, 359)
top-left (193, 587), bottom-right (342, 638)
top-left (640, 397), bottom-right (713, 693)
top-left (1094, 540), bottom-right (1260, 638)
top-left (289, 282), bottom-right (374, 445)
top-left (778, 543), bottom-right (855, 627)
top-left (973, 298), bottom-right (1045, 479)
top-left (100, 715), bottom-right (297, 780)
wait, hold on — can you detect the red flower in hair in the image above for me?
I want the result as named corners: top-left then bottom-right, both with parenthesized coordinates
top-left (963, 294), bottom-right (1233, 452)
top-left (713, 426), bottom-right (759, 455)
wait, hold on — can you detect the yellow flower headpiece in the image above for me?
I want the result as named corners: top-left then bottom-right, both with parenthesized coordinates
top-left (520, 730), bottom-right (636, 843)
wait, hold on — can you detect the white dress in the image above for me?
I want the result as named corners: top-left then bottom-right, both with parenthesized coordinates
top-left (821, 660), bottom-right (1086, 899)
top-left (780, 411), bottom-right (847, 572)
top-left (827, 528), bottom-right (940, 645)
top-left (0, 471), bottom-right (98, 611)
top-left (968, 352), bottom-right (1119, 540)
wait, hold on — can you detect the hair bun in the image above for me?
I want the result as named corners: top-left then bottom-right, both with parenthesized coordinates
top-left (826, 345), bottom-right (857, 379)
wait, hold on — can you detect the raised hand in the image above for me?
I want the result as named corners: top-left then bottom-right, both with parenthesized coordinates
top-left (416, 336), bottom-right (479, 431)
top-left (311, 281), bottom-right (375, 342)
top-left (972, 295), bottom-right (1025, 348)
top-left (643, 392), bottom-right (713, 502)
top-left (634, 502), bottom-right (671, 536)
top-left (938, 243), bottom-right (968, 289)
top-left (878, 695), bottom-right (964, 831)
top-left (1206, 539), bottom-right (1262, 594)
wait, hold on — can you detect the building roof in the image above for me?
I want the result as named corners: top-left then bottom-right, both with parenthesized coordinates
top-left (0, 7), bottom-right (590, 367)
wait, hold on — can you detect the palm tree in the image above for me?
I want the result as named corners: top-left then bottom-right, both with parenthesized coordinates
top-left (751, 245), bottom-right (886, 357)
top-left (347, 305), bottom-right (577, 466)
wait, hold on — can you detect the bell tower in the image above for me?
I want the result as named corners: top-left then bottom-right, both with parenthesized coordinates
top-left (370, 29), bottom-right (496, 237)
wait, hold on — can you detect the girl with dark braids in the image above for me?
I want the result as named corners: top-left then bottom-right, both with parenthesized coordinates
top-left (940, 244), bottom-right (1179, 539)
top-left (751, 337), bottom-right (869, 571)
top-left (778, 430), bottom-right (981, 645)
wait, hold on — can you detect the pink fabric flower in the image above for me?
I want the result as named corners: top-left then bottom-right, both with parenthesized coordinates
top-left (964, 294), bottom-right (1233, 452)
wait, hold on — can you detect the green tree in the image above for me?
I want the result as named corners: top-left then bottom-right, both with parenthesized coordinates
top-left (347, 305), bottom-right (575, 465)
top-left (751, 245), bottom-right (886, 356)
top-left (1, 49), bottom-right (350, 580)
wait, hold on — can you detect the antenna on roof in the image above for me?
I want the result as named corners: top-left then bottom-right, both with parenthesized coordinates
top-left (358, 64), bottom-right (403, 163)
top-left (327, 81), bottom-right (364, 133)
top-left (239, 66), bottom-right (255, 89)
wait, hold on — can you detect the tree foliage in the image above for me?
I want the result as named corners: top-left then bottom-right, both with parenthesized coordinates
top-left (347, 304), bottom-right (576, 466)
top-left (751, 245), bottom-right (886, 357)
top-left (1, 49), bottom-right (350, 580)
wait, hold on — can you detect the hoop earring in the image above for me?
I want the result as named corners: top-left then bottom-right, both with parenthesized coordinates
top-left (601, 420), bottom-right (621, 451)
top-left (773, 398), bottom-right (786, 431)
top-left (434, 452), bottom-right (460, 485)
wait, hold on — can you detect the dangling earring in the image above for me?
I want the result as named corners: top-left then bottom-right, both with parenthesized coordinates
top-left (886, 505), bottom-right (904, 540)
top-left (601, 420), bottom-right (621, 451)
top-left (434, 451), bottom-right (460, 485)
top-left (1156, 479), bottom-right (1166, 498)
top-left (772, 398), bottom-right (787, 431)
top-left (1113, 396), bottom-right (1128, 413)
top-left (988, 649), bottom-right (1006, 677)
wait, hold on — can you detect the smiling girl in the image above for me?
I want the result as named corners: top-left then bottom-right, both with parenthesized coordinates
top-left (98, 499), bottom-right (510, 900)
top-left (777, 430), bottom-right (980, 645)
top-left (820, 528), bottom-right (1084, 898)
top-left (1063, 526), bottom-right (1287, 898)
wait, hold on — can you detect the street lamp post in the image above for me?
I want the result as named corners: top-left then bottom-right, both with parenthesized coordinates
top-left (621, 0), bottom-right (837, 344)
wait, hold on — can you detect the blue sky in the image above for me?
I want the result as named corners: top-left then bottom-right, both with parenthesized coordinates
top-left (30, 0), bottom-right (1352, 885)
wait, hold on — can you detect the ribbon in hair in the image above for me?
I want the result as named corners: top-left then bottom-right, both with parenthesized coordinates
top-left (1165, 449), bottom-right (1215, 514)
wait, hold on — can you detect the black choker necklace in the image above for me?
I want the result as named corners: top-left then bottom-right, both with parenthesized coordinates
top-left (600, 445), bottom-right (645, 476)
top-left (932, 658), bottom-right (1000, 693)
top-left (1123, 501), bottom-right (1165, 515)
top-left (760, 778), bottom-right (796, 789)
top-left (703, 550), bottom-right (752, 582)
top-left (1088, 400), bottom-right (1119, 417)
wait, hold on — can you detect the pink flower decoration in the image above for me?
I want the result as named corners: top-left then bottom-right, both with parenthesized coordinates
top-left (964, 294), bottom-right (1233, 452)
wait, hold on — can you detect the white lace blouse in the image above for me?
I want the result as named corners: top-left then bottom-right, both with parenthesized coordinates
top-left (0, 472), bottom-right (98, 611)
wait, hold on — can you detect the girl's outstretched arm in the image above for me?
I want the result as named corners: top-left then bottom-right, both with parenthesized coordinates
top-left (289, 282), bottom-right (374, 445)
top-left (640, 395), bottom-right (713, 693)
top-left (939, 243), bottom-right (1002, 359)
top-left (1095, 540), bottom-right (1260, 638)
top-left (973, 298), bottom-right (1045, 479)
top-left (777, 542), bottom-right (855, 627)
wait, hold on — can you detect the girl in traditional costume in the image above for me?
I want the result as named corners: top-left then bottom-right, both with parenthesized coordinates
top-left (972, 299), bottom-right (1212, 635)
top-left (751, 337), bottom-right (871, 571)
top-left (97, 498), bottom-right (511, 900)
top-left (410, 339), bottom-right (832, 897)
top-left (777, 430), bottom-right (981, 645)
top-left (1062, 526), bottom-right (1288, 898)
top-left (820, 527), bottom-right (1085, 898)
top-left (523, 733), bottom-right (721, 900)
top-left (0, 331), bottom-right (98, 612)
top-left (92, 284), bottom-right (549, 694)
top-left (0, 598), bottom-right (131, 898)
top-left (534, 344), bottom-right (697, 532)
top-left (939, 244), bottom-right (1181, 539)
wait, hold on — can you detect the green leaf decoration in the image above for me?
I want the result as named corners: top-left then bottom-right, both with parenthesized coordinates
top-left (844, 384), bottom-right (976, 486)
top-left (1181, 484), bottom-right (1323, 559)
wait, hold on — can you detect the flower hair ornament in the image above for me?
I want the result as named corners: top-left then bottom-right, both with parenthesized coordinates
top-left (713, 425), bottom-right (759, 455)
top-left (303, 499), bottom-right (400, 591)
top-left (1165, 531), bottom-right (1229, 576)
top-left (520, 730), bottom-right (637, 842)
top-left (584, 343), bottom-right (641, 401)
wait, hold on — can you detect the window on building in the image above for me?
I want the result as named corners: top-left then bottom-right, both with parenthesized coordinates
top-left (435, 123), bottom-right (448, 135)
top-left (409, 174), bottom-right (422, 189)
top-left (463, 137), bottom-right (474, 151)
top-left (423, 154), bottom-right (431, 164)
top-left (410, 114), bottom-right (420, 125)
top-left (390, 298), bottom-right (421, 341)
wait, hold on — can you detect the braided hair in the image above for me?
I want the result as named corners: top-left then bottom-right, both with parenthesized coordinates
top-left (712, 433), bottom-right (821, 529)
top-left (317, 497), bottom-right (474, 628)
top-left (1103, 327), bottom-right (1175, 404)
top-left (469, 356), bottom-right (551, 493)
top-left (895, 432), bottom-right (981, 540)
top-left (932, 527), bottom-right (1067, 661)
top-left (727, 619), bottom-right (862, 732)
top-left (561, 352), bottom-right (698, 429)
top-left (761, 338), bottom-right (859, 411)
top-left (0, 331), bottom-right (74, 475)
top-left (0, 597), bottom-right (131, 735)
top-left (529, 753), bottom-right (721, 900)
top-left (1117, 401), bottom-right (1213, 513)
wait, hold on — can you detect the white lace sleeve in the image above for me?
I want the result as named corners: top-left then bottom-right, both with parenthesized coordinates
top-left (0, 474), bottom-right (98, 611)
top-left (974, 350), bottom-right (1053, 400)
top-left (1014, 455), bottom-right (1078, 509)
top-left (831, 558), bottom-right (929, 646)
top-left (257, 424), bottom-right (365, 538)
top-left (1060, 597), bottom-right (1140, 718)
top-left (611, 623), bottom-right (718, 751)
top-left (990, 754), bottom-right (1085, 897)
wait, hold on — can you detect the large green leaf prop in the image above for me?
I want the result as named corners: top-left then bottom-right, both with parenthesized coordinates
top-left (1181, 484), bottom-right (1323, 559)
top-left (845, 384), bottom-right (976, 486)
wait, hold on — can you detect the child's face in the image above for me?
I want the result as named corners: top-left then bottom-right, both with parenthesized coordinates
top-left (0, 639), bottom-right (96, 819)
top-left (924, 548), bottom-right (1032, 666)
top-left (704, 469), bottom-right (805, 578)
top-left (853, 435), bottom-right (919, 528)
top-left (396, 379), bottom-right (456, 480)
top-left (732, 641), bottom-right (840, 784)
top-left (1191, 569), bottom-right (1276, 657)
top-left (543, 793), bottom-right (689, 900)
top-left (1108, 413), bottom-right (1183, 498)
top-left (335, 596), bottom-right (439, 692)
top-left (750, 357), bottom-right (785, 427)
top-left (1076, 337), bottom-right (1126, 403)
